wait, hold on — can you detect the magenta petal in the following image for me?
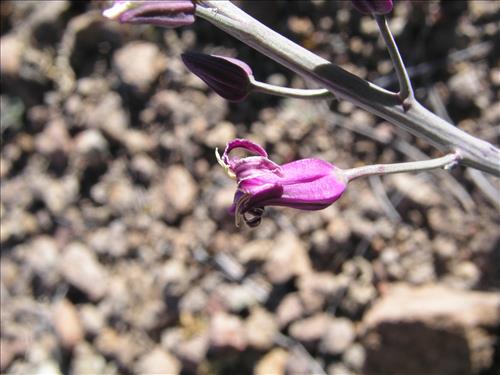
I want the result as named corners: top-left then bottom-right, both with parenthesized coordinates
top-left (221, 139), bottom-right (348, 227)
top-left (267, 174), bottom-right (346, 210)
top-left (222, 139), bottom-right (268, 165)
top-left (279, 158), bottom-right (339, 184)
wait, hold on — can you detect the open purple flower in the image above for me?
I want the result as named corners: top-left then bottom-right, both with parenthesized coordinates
top-left (102, 1), bottom-right (196, 28)
top-left (182, 52), bottom-right (253, 102)
top-left (351, 0), bottom-right (394, 15)
top-left (217, 139), bottom-right (347, 227)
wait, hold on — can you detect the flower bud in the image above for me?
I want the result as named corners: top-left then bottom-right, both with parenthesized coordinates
top-left (181, 52), bottom-right (253, 102)
top-left (103, 1), bottom-right (195, 28)
top-left (351, 0), bottom-right (393, 15)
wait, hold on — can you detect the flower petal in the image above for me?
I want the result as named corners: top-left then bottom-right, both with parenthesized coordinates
top-left (222, 139), bottom-right (268, 165)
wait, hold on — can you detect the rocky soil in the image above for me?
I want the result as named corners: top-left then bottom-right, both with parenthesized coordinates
top-left (1, 1), bottom-right (499, 374)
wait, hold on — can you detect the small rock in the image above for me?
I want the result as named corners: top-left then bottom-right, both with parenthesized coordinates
top-left (0, 34), bottom-right (23, 75)
top-left (255, 348), bottom-right (288, 375)
top-left (343, 343), bottom-right (366, 372)
top-left (320, 318), bottom-right (356, 355)
top-left (158, 259), bottom-right (190, 298)
top-left (297, 272), bottom-right (348, 314)
top-left (52, 299), bottom-right (84, 349)
top-left (235, 241), bottom-right (273, 264)
top-left (163, 165), bottom-right (198, 217)
top-left (34, 117), bottom-right (71, 156)
top-left (264, 232), bottom-right (311, 284)
top-left (113, 41), bottom-right (167, 92)
top-left (95, 328), bottom-right (147, 368)
top-left (134, 347), bottom-right (181, 375)
top-left (328, 363), bottom-right (354, 375)
top-left (59, 243), bottom-right (108, 301)
top-left (387, 174), bottom-right (441, 207)
top-left (71, 342), bottom-right (115, 375)
top-left (89, 221), bottom-right (128, 258)
top-left (130, 153), bottom-right (158, 184)
top-left (26, 236), bottom-right (59, 278)
top-left (209, 312), bottom-right (247, 351)
top-left (244, 307), bottom-right (278, 350)
top-left (74, 129), bottom-right (109, 156)
top-left (362, 283), bottom-right (500, 375)
top-left (276, 293), bottom-right (304, 328)
top-left (289, 314), bottom-right (331, 345)
top-left (217, 283), bottom-right (258, 312)
top-left (122, 129), bottom-right (156, 154)
top-left (179, 287), bottom-right (208, 314)
top-left (204, 121), bottom-right (236, 148)
top-left (174, 333), bottom-right (209, 368)
top-left (78, 304), bottom-right (105, 337)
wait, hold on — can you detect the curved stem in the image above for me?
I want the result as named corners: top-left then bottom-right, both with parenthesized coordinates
top-left (251, 79), bottom-right (333, 99)
top-left (344, 152), bottom-right (461, 182)
top-left (195, 1), bottom-right (500, 177)
top-left (374, 14), bottom-right (414, 101)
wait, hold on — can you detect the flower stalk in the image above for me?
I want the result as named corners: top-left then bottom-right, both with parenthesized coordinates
top-left (343, 152), bottom-right (461, 182)
top-left (374, 14), bottom-right (414, 102)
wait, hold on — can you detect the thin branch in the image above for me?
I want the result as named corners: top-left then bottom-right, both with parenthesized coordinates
top-left (374, 15), bottom-right (414, 101)
top-left (369, 175), bottom-right (402, 223)
top-left (344, 152), bottom-right (461, 182)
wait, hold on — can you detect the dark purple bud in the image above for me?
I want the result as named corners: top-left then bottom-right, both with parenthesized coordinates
top-left (181, 52), bottom-right (254, 102)
top-left (103, 1), bottom-right (195, 28)
top-left (351, 0), bottom-right (394, 15)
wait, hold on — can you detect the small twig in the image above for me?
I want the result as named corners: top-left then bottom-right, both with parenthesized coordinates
top-left (344, 152), bottom-right (461, 182)
top-left (374, 15), bottom-right (414, 102)
top-left (369, 175), bottom-right (402, 223)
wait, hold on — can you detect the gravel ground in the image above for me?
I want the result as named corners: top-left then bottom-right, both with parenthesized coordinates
top-left (1, 1), bottom-right (499, 375)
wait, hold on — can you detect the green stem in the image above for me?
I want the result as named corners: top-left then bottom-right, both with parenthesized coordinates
top-left (344, 152), bottom-right (460, 182)
top-left (374, 14), bottom-right (414, 101)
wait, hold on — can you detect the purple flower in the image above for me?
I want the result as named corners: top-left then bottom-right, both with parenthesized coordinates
top-left (182, 52), bottom-right (254, 102)
top-left (103, 1), bottom-right (195, 28)
top-left (351, 0), bottom-right (394, 15)
top-left (218, 139), bottom-right (347, 227)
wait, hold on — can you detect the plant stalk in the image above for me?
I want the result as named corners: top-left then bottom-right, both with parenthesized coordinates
top-left (196, 1), bottom-right (500, 177)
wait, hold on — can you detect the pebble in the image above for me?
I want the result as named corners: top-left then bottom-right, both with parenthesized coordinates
top-left (263, 232), bottom-right (311, 284)
top-left (320, 318), bottom-right (356, 355)
top-left (255, 348), bottom-right (288, 375)
top-left (163, 165), bottom-right (199, 217)
top-left (78, 304), bottom-right (105, 337)
top-left (343, 343), bottom-right (366, 372)
top-left (134, 347), bottom-right (181, 375)
top-left (209, 312), bottom-right (247, 351)
top-left (52, 298), bottom-right (84, 349)
top-left (71, 342), bottom-right (115, 375)
top-left (59, 242), bottom-right (108, 301)
top-left (276, 293), bottom-right (304, 328)
top-left (113, 42), bottom-right (167, 92)
top-left (289, 314), bottom-right (332, 345)
top-left (244, 307), bottom-right (278, 350)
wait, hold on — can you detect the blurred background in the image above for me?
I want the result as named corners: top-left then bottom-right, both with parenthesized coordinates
top-left (1, 1), bottom-right (499, 374)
